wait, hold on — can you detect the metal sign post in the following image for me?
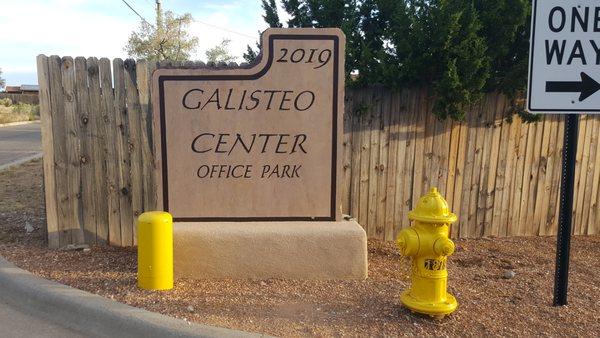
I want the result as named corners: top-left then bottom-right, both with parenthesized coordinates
top-left (527, 1), bottom-right (599, 305)
top-left (553, 114), bottom-right (578, 306)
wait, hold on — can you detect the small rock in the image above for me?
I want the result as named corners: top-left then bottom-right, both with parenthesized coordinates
top-left (187, 305), bottom-right (195, 313)
top-left (503, 270), bottom-right (516, 279)
top-left (60, 244), bottom-right (90, 251)
top-left (25, 222), bottom-right (34, 233)
top-left (260, 281), bottom-right (267, 287)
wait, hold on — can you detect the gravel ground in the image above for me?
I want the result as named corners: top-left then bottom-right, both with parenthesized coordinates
top-left (1, 159), bottom-right (599, 337)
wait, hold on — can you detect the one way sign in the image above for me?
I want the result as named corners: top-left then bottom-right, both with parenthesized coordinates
top-left (528, 0), bottom-right (600, 113)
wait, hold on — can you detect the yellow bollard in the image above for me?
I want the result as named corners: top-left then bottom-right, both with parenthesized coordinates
top-left (137, 211), bottom-right (173, 290)
top-left (396, 187), bottom-right (458, 318)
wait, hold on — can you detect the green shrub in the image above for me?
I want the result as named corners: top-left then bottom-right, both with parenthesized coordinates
top-left (0, 98), bottom-right (12, 107)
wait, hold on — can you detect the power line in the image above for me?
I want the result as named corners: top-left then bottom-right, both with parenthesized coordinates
top-left (191, 19), bottom-right (257, 40)
top-left (122, 0), bottom-right (258, 41)
top-left (120, 0), bottom-right (155, 27)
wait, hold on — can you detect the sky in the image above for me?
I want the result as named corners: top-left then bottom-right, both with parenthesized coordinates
top-left (0, 0), bottom-right (287, 86)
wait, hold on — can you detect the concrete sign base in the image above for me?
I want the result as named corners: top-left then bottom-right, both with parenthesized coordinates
top-left (173, 221), bottom-right (368, 279)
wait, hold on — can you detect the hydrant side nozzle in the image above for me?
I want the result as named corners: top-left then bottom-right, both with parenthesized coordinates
top-left (434, 237), bottom-right (455, 256)
top-left (396, 228), bottom-right (419, 257)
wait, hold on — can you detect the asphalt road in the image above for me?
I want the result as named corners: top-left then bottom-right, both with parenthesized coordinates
top-left (0, 298), bottom-right (85, 338)
top-left (0, 122), bottom-right (42, 170)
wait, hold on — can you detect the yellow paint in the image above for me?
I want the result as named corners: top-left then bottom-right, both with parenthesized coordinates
top-left (137, 211), bottom-right (173, 290)
top-left (396, 187), bottom-right (458, 317)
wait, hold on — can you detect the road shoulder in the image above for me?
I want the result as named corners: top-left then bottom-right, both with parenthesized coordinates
top-left (0, 255), bottom-right (260, 338)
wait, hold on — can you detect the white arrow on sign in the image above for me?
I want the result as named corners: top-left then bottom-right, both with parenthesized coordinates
top-left (528, 0), bottom-right (600, 113)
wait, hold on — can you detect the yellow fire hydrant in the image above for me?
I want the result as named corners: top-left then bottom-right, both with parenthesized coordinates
top-left (396, 187), bottom-right (458, 317)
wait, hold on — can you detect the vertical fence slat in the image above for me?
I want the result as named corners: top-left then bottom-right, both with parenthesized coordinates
top-left (359, 90), bottom-right (371, 229)
top-left (586, 117), bottom-right (600, 235)
top-left (136, 59), bottom-right (158, 213)
top-left (74, 57), bottom-right (96, 243)
top-left (99, 58), bottom-right (122, 246)
top-left (384, 92), bottom-right (400, 240)
top-left (47, 56), bottom-right (72, 246)
top-left (349, 90), bottom-right (362, 221)
top-left (113, 59), bottom-right (134, 246)
top-left (533, 116), bottom-right (553, 235)
top-left (574, 115), bottom-right (593, 235)
top-left (509, 117), bottom-right (528, 236)
top-left (60, 56), bottom-right (84, 244)
top-left (483, 95), bottom-right (505, 237)
top-left (37, 55), bottom-right (60, 248)
top-left (86, 57), bottom-right (108, 244)
top-left (459, 101), bottom-right (478, 238)
top-left (342, 91), bottom-right (354, 215)
top-left (124, 59), bottom-right (144, 245)
top-left (391, 91), bottom-right (409, 233)
top-left (367, 90), bottom-right (381, 237)
top-left (581, 116), bottom-right (599, 234)
top-left (476, 95), bottom-right (497, 237)
top-left (539, 115), bottom-right (560, 235)
top-left (376, 90), bottom-right (391, 239)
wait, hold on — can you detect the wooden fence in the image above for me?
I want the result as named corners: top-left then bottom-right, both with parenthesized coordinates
top-left (37, 56), bottom-right (600, 248)
top-left (0, 93), bottom-right (39, 105)
top-left (342, 88), bottom-right (599, 241)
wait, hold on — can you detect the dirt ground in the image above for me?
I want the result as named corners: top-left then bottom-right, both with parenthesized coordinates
top-left (1, 159), bottom-right (599, 337)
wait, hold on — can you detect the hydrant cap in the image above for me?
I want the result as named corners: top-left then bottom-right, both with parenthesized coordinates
top-left (408, 187), bottom-right (457, 224)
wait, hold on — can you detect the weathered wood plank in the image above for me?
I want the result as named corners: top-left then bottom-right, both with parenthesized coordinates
top-left (99, 58), bottom-right (122, 246)
top-left (483, 95), bottom-right (506, 237)
top-left (546, 115), bottom-right (565, 235)
top-left (476, 94), bottom-right (497, 237)
top-left (467, 99), bottom-right (486, 238)
top-left (86, 57), bottom-right (108, 244)
top-left (341, 90), bottom-right (354, 214)
top-left (533, 116), bottom-right (553, 235)
top-left (136, 59), bottom-right (158, 213)
top-left (74, 57), bottom-right (96, 244)
top-left (349, 90), bottom-right (363, 221)
top-left (359, 90), bottom-right (371, 229)
top-left (124, 59), bottom-right (144, 245)
top-left (509, 117), bottom-right (528, 236)
top-left (367, 90), bottom-right (381, 237)
top-left (376, 90), bottom-right (391, 239)
top-left (60, 56), bottom-right (84, 244)
top-left (47, 56), bottom-right (71, 246)
top-left (458, 101), bottom-right (478, 238)
top-left (574, 115), bottom-right (593, 235)
top-left (399, 90), bottom-right (419, 231)
top-left (587, 117), bottom-right (600, 235)
top-left (113, 59), bottom-right (134, 246)
top-left (384, 91), bottom-right (400, 240)
top-left (581, 116), bottom-right (599, 234)
top-left (450, 119), bottom-right (468, 239)
top-left (37, 55), bottom-right (60, 248)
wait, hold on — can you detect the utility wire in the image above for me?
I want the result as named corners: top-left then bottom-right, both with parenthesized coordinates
top-left (120, 0), bottom-right (155, 27)
top-left (191, 19), bottom-right (256, 40)
top-left (122, 0), bottom-right (257, 41)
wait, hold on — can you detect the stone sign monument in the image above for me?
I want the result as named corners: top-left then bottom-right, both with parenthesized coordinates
top-left (152, 28), bottom-right (367, 279)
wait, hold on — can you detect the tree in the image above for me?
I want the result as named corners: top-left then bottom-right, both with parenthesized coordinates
top-left (125, 11), bottom-right (199, 61)
top-left (206, 39), bottom-right (237, 64)
top-left (254, 0), bottom-right (531, 120)
top-left (0, 68), bottom-right (5, 90)
top-left (262, 0), bottom-right (283, 28)
top-left (243, 0), bottom-right (283, 63)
